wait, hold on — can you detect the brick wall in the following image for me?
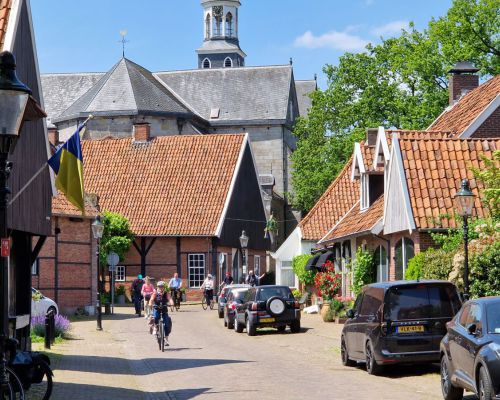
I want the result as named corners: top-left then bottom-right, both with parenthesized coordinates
top-left (449, 74), bottom-right (479, 105)
top-left (32, 216), bottom-right (97, 314)
top-left (471, 106), bottom-right (500, 138)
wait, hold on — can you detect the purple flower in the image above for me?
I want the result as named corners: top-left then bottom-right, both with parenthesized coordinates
top-left (30, 314), bottom-right (71, 338)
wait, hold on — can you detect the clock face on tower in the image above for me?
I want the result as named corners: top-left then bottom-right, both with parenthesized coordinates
top-left (213, 6), bottom-right (223, 18)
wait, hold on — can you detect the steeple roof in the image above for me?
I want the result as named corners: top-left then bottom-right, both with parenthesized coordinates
top-left (54, 58), bottom-right (192, 122)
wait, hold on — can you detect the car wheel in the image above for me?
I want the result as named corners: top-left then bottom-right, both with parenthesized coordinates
top-left (276, 325), bottom-right (286, 332)
top-left (440, 356), bottom-right (463, 400)
top-left (290, 319), bottom-right (300, 333)
top-left (227, 317), bottom-right (234, 330)
top-left (365, 341), bottom-right (382, 375)
top-left (341, 337), bottom-right (356, 367)
top-left (218, 310), bottom-right (224, 319)
top-left (234, 317), bottom-right (243, 333)
top-left (246, 318), bottom-right (256, 336)
top-left (47, 306), bottom-right (57, 316)
top-left (478, 366), bottom-right (493, 400)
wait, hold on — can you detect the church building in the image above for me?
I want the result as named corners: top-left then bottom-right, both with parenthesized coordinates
top-left (41, 0), bottom-right (316, 243)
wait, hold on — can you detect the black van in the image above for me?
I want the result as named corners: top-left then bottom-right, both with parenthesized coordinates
top-left (341, 280), bottom-right (462, 375)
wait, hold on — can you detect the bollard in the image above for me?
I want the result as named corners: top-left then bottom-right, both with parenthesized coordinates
top-left (50, 311), bottom-right (56, 345)
top-left (44, 314), bottom-right (51, 350)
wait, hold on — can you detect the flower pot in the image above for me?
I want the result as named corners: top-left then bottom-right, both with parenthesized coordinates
top-left (320, 302), bottom-right (333, 322)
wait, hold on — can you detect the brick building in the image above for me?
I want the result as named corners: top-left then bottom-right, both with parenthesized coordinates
top-left (32, 195), bottom-right (98, 314)
top-left (81, 130), bottom-right (269, 300)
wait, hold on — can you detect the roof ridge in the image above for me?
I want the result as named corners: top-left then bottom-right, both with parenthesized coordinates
top-left (399, 137), bottom-right (500, 142)
top-left (155, 64), bottom-right (293, 74)
top-left (41, 72), bottom-right (105, 76)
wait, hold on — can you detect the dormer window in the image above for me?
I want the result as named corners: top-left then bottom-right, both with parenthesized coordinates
top-left (224, 57), bottom-right (233, 68)
top-left (360, 172), bottom-right (384, 211)
top-left (202, 58), bottom-right (211, 69)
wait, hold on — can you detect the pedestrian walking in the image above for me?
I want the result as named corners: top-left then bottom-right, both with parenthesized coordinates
top-left (245, 270), bottom-right (265, 287)
top-left (131, 274), bottom-right (144, 316)
top-left (141, 276), bottom-right (155, 319)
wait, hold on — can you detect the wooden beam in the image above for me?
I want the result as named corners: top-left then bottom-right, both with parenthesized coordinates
top-left (30, 236), bottom-right (47, 265)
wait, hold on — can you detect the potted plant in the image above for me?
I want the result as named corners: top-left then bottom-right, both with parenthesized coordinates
top-left (314, 260), bottom-right (342, 322)
top-left (115, 285), bottom-right (126, 305)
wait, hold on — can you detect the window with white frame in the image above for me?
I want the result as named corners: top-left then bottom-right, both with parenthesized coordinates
top-left (361, 174), bottom-right (369, 210)
top-left (224, 57), bottom-right (233, 68)
top-left (115, 266), bottom-right (126, 282)
top-left (31, 259), bottom-right (39, 276)
top-left (280, 260), bottom-right (295, 287)
top-left (254, 255), bottom-right (261, 276)
top-left (188, 254), bottom-right (206, 288)
top-left (202, 58), bottom-right (211, 69)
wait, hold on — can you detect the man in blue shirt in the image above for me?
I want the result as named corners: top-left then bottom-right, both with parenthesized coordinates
top-left (168, 273), bottom-right (182, 305)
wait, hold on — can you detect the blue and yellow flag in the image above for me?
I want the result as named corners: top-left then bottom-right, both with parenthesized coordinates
top-left (48, 124), bottom-right (85, 213)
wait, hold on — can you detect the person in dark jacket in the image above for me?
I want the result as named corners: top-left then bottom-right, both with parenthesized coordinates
top-left (131, 274), bottom-right (144, 316)
top-left (245, 270), bottom-right (265, 287)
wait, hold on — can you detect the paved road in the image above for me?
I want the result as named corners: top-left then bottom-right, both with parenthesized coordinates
top-left (43, 306), bottom-right (473, 400)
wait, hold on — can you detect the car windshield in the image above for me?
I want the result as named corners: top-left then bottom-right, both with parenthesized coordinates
top-left (386, 285), bottom-right (459, 321)
top-left (257, 287), bottom-right (293, 301)
top-left (486, 301), bottom-right (500, 334)
top-left (233, 290), bottom-right (247, 300)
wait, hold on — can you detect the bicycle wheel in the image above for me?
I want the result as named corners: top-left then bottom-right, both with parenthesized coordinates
top-left (209, 298), bottom-right (214, 310)
top-left (25, 360), bottom-right (53, 400)
top-left (4, 367), bottom-right (25, 400)
top-left (160, 322), bottom-right (165, 353)
top-left (175, 297), bottom-right (180, 312)
top-left (201, 295), bottom-right (208, 310)
top-left (156, 324), bottom-right (161, 350)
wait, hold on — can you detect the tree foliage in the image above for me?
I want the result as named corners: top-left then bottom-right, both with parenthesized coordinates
top-left (291, 0), bottom-right (499, 212)
top-left (292, 254), bottom-right (316, 286)
top-left (472, 150), bottom-right (500, 218)
top-left (351, 248), bottom-right (375, 296)
top-left (99, 211), bottom-right (134, 266)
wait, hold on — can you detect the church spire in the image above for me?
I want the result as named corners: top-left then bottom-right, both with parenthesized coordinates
top-left (197, 0), bottom-right (246, 69)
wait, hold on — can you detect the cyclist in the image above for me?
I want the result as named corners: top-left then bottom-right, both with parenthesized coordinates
top-left (200, 274), bottom-right (215, 307)
top-left (221, 271), bottom-right (234, 288)
top-left (168, 273), bottom-right (182, 306)
top-left (149, 281), bottom-right (173, 345)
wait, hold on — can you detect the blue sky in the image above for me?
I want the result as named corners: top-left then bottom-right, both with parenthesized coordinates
top-left (31, 0), bottom-right (452, 88)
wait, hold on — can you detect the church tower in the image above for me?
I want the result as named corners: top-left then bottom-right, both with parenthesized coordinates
top-left (197, 0), bottom-right (246, 69)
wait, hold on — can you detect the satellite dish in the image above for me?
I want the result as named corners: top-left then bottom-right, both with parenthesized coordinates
top-left (107, 251), bottom-right (120, 267)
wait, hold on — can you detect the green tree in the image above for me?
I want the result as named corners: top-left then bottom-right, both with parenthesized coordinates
top-left (292, 254), bottom-right (315, 286)
top-left (472, 150), bottom-right (500, 218)
top-left (291, 0), bottom-right (499, 213)
top-left (99, 211), bottom-right (134, 267)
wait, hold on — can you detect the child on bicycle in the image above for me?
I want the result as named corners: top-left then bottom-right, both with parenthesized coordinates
top-left (149, 281), bottom-right (173, 344)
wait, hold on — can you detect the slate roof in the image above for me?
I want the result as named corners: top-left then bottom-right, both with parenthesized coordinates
top-left (41, 72), bottom-right (104, 124)
top-left (295, 80), bottom-right (316, 117)
top-left (0, 0), bottom-right (12, 49)
top-left (399, 138), bottom-right (499, 229)
top-left (299, 158), bottom-right (359, 241)
top-left (428, 74), bottom-right (500, 136)
top-left (320, 195), bottom-right (384, 243)
top-left (197, 39), bottom-right (245, 55)
top-left (82, 134), bottom-right (246, 236)
top-left (154, 65), bottom-right (294, 123)
top-left (54, 58), bottom-right (192, 122)
top-left (52, 192), bottom-right (98, 218)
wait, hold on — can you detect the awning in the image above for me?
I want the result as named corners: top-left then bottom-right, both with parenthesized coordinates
top-left (305, 254), bottom-right (321, 271)
top-left (315, 251), bottom-right (334, 271)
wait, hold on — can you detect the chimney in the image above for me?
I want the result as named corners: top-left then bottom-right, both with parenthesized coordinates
top-left (448, 61), bottom-right (479, 105)
top-left (48, 126), bottom-right (59, 146)
top-left (366, 128), bottom-right (378, 147)
top-left (133, 122), bottom-right (151, 142)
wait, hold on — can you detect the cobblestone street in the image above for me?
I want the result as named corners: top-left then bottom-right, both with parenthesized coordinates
top-left (37, 306), bottom-right (460, 400)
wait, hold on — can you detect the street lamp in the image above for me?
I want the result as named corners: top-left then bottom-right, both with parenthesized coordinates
top-left (454, 179), bottom-right (475, 296)
top-left (0, 51), bottom-right (31, 393)
top-left (239, 230), bottom-right (249, 281)
top-left (92, 215), bottom-right (104, 330)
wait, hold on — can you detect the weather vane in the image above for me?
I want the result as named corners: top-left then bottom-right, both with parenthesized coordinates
top-left (119, 30), bottom-right (129, 58)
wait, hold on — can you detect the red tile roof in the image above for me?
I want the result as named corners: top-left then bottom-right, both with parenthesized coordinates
top-left (82, 134), bottom-right (246, 236)
top-left (52, 192), bottom-right (98, 218)
top-left (399, 138), bottom-right (499, 229)
top-left (299, 158), bottom-right (359, 241)
top-left (320, 195), bottom-right (384, 243)
top-left (0, 0), bottom-right (12, 49)
top-left (428, 75), bottom-right (500, 136)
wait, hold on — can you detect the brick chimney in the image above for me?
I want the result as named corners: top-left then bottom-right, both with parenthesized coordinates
top-left (133, 122), bottom-right (151, 142)
top-left (48, 126), bottom-right (59, 146)
top-left (366, 128), bottom-right (378, 147)
top-left (448, 61), bottom-right (479, 105)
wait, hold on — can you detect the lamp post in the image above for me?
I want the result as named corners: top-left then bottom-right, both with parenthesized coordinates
top-left (454, 179), bottom-right (475, 296)
top-left (239, 230), bottom-right (249, 282)
top-left (0, 51), bottom-right (31, 393)
top-left (92, 215), bottom-right (104, 330)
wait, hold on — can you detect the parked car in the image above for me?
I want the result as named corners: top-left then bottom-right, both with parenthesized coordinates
top-left (224, 287), bottom-right (251, 329)
top-left (31, 288), bottom-right (59, 317)
top-left (233, 285), bottom-right (301, 336)
top-left (440, 296), bottom-right (500, 400)
top-left (217, 284), bottom-right (250, 318)
top-left (341, 280), bottom-right (462, 375)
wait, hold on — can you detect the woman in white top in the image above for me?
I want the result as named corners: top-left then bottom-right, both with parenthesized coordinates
top-left (201, 274), bottom-right (214, 307)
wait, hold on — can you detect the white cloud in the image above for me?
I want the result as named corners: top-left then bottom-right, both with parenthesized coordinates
top-left (371, 20), bottom-right (409, 37)
top-left (294, 30), bottom-right (368, 52)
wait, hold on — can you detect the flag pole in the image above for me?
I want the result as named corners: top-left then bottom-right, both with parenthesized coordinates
top-left (8, 114), bottom-right (94, 206)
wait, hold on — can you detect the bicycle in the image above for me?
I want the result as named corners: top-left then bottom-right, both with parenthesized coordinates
top-left (0, 366), bottom-right (25, 400)
top-left (153, 302), bottom-right (169, 352)
top-left (170, 289), bottom-right (181, 312)
top-left (201, 289), bottom-right (214, 310)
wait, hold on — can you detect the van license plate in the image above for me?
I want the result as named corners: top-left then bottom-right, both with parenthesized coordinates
top-left (260, 318), bottom-right (275, 323)
top-left (397, 325), bottom-right (424, 333)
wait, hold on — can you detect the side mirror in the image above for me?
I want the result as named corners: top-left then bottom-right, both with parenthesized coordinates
top-left (467, 323), bottom-right (477, 336)
top-left (346, 309), bottom-right (355, 319)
